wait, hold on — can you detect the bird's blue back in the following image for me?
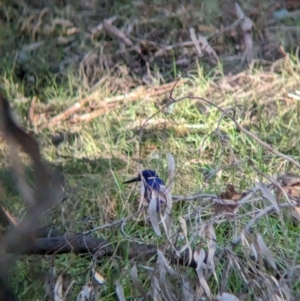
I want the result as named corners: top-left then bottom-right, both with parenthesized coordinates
top-left (144, 176), bottom-right (165, 193)
top-left (123, 169), bottom-right (166, 211)
top-left (142, 173), bottom-right (165, 209)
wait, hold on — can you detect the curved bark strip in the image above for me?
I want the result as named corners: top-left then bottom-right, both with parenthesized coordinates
top-left (0, 95), bottom-right (64, 301)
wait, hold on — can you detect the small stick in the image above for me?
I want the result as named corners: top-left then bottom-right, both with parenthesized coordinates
top-left (45, 98), bottom-right (89, 128)
top-left (70, 107), bottom-right (112, 123)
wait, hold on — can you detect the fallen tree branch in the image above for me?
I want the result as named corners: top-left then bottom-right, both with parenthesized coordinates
top-left (44, 80), bottom-right (186, 129)
top-left (5, 234), bottom-right (157, 263)
top-left (4, 231), bottom-right (283, 280)
top-left (3, 231), bottom-right (197, 268)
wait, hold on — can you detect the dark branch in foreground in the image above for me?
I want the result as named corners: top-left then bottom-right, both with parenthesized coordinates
top-left (6, 234), bottom-right (159, 262)
top-left (5, 233), bottom-right (202, 268)
top-left (3, 232), bottom-right (290, 301)
top-left (5, 233), bottom-right (280, 278)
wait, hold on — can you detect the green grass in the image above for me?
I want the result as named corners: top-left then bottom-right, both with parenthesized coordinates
top-left (1, 0), bottom-right (300, 300)
top-left (3, 62), bottom-right (299, 300)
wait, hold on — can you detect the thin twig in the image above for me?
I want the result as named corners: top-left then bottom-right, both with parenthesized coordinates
top-left (44, 97), bottom-right (92, 128)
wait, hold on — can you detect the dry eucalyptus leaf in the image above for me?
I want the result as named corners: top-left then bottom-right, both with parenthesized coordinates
top-left (167, 153), bottom-right (175, 191)
top-left (278, 282), bottom-right (293, 301)
top-left (278, 173), bottom-right (300, 187)
top-left (181, 272), bottom-right (195, 301)
top-left (197, 35), bottom-right (219, 61)
top-left (157, 249), bottom-right (176, 276)
top-left (219, 184), bottom-right (243, 200)
top-left (130, 264), bottom-right (148, 299)
top-left (256, 234), bottom-right (277, 270)
top-left (292, 207), bottom-right (300, 220)
top-left (258, 183), bottom-right (279, 212)
top-left (215, 184), bottom-right (241, 217)
top-left (241, 16), bottom-right (253, 32)
top-left (277, 173), bottom-right (300, 219)
top-left (242, 32), bottom-right (253, 63)
top-left (207, 225), bottom-right (217, 265)
top-left (54, 274), bottom-right (63, 301)
top-left (235, 2), bottom-right (245, 18)
top-left (148, 193), bottom-right (161, 236)
top-left (76, 283), bottom-right (92, 301)
top-left (164, 187), bottom-right (173, 216)
top-left (207, 224), bottom-right (217, 281)
top-left (115, 280), bottom-right (126, 301)
top-left (179, 216), bottom-right (188, 239)
top-left (250, 243), bottom-right (258, 262)
top-left (162, 209), bottom-right (173, 235)
top-left (103, 19), bottom-right (133, 47)
top-left (234, 2), bottom-right (254, 64)
top-left (195, 249), bottom-right (211, 298)
top-left (162, 153), bottom-right (175, 221)
top-left (94, 270), bottom-right (106, 285)
top-left (138, 182), bottom-right (146, 211)
top-left (217, 292), bottom-right (240, 301)
top-left (189, 27), bottom-right (202, 56)
top-left (277, 173), bottom-right (300, 200)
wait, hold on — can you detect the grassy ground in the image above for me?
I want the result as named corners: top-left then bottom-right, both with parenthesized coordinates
top-left (1, 0), bottom-right (300, 300)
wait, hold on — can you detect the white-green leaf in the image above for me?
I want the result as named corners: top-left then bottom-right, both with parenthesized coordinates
top-left (115, 280), bottom-right (126, 301)
top-left (258, 182), bottom-right (279, 212)
top-left (130, 264), bottom-right (148, 299)
top-left (54, 274), bottom-right (63, 301)
top-left (148, 193), bottom-right (161, 236)
top-left (217, 292), bottom-right (240, 301)
top-left (257, 234), bottom-right (277, 269)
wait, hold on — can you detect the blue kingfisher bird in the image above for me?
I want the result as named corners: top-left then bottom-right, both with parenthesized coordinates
top-left (123, 169), bottom-right (166, 211)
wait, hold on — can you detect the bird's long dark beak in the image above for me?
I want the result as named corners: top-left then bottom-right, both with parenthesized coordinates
top-left (123, 176), bottom-right (140, 184)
